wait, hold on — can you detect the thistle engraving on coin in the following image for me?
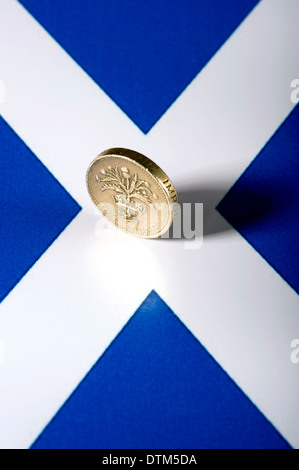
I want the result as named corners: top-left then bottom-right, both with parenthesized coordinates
top-left (95, 166), bottom-right (158, 221)
top-left (86, 148), bottom-right (178, 238)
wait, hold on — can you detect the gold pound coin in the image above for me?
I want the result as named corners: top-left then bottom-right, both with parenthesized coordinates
top-left (86, 148), bottom-right (178, 238)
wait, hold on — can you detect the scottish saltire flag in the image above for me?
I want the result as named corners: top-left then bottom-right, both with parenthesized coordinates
top-left (0, 0), bottom-right (298, 449)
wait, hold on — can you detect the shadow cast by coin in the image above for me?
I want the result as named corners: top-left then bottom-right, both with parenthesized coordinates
top-left (157, 181), bottom-right (272, 241)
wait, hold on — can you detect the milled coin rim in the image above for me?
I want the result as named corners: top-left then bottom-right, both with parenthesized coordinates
top-left (86, 148), bottom-right (178, 238)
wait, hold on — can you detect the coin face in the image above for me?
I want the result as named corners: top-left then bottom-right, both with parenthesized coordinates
top-left (86, 148), bottom-right (178, 238)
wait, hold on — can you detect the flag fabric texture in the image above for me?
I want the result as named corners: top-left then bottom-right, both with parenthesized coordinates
top-left (0, 0), bottom-right (298, 449)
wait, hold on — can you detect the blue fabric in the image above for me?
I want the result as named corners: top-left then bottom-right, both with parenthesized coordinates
top-left (31, 291), bottom-right (290, 449)
top-left (0, 117), bottom-right (81, 303)
top-left (218, 105), bottom-right (299, 294)
top-left (19, 0), bottom-right (260, 133)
